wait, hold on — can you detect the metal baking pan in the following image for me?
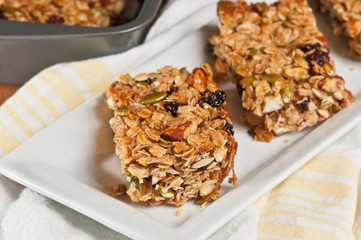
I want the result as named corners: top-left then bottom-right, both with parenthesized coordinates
top-left (0, 0), bottom-right (162, 85)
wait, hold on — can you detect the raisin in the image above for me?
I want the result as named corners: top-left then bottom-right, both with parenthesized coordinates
top-left (47, 15), bottom-right (64, 25)
top-left (298, 100), bottom-right (309, 113)
top-left (145, 78), bottom-right (154, 85)
top-left (206, 43), bottom-right (217, 59)
top-left (167, 86), bottom-right (179, 96)
top-left (164, 102), bottom-right (180, 117)
top-left (202, 90), bottom-right (226, 107)
top-left (306, 49), bottom-right (330, 66)
top-left (299, 43), bottom-right (321, 52)
top-left (223, 122), bottom-right (234, 135)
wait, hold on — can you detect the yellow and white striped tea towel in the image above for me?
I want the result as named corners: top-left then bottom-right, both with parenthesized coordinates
top-left (0, 0), bottom-right (360, 240)
top-left (210, 126), bottom-right (361, 240)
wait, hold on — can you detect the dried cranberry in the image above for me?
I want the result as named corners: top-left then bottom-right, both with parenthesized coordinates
top-left (206, 43), bottom-right (217, 59)
top-left (299, 43), bottom-right (321, 52)
top-left (306, 49), bottom-right (330, 66)
top-left (47, 15), bottom-right (64, 25)
top-left (164, 102), bottom-right (180, 117)
top-left (201, 90), bottom-right (226, 107)
top-left (223, 122), bottom-right (234, 135)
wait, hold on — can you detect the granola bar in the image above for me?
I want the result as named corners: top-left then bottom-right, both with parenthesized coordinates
top-left (105, 64), bottom-right (237, 206)
top-left (210, 0), bottom-right (355, 142)
top-left (0, 0), bottom-right (126, 27)
top-left (318, 0), bottom-right (361, 59)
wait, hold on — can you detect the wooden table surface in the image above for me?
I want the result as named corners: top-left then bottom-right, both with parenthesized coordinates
top-left (0, 84), bottom-right (20, 105)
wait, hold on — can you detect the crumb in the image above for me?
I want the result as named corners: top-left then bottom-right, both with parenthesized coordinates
top-left (201, 202), bottom-right (208, 208)
top-left (350, 67), bottom-right (355, 72)
top-left (103, 184), bottom-right (126, 196)
top-left (284, 138), bottom-right (290, 143)
top-left (177, 208), bottom-right (183, 216)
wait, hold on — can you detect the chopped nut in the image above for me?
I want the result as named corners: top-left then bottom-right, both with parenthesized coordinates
top-left (199, 180), bottom-right (217, 197)
top-left (263, 95), bottom-right (284, 113)
top-left (188, 68), bottom-right (207, 92)
top-left (164, 121), bottom-right (192, 141)
top-left (142, 92), bottom-right (167, 104)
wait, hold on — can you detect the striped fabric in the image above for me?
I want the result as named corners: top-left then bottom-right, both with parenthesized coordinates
top-left (209, 152), bottom-right (361, 240)
top-left (0, 59), bottom-right (113, 158)
top-left (257, 155), bottom-right (360, 240)
top-left (0, 1), bottom-right (360, 239)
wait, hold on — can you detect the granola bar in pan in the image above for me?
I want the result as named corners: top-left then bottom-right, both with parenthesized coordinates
top-left (0, 0), bottom-right (126, 27)
top-left (105, 64), bottom-right (237, 206)
top-left (318, 0), bottom-right (361, 59)
top-left (210, 0), bottom-right (355, 142)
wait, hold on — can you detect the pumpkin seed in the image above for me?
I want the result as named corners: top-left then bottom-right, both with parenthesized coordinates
top-left (248, 48), bottom-right (258, 56)
top-left (262, 74), bottom-right (280, 83)
top-left (202, 63), bottom-right (213, 79)
top-left (159, 188), bottom-right (174, 198)
top-left (142, 92), bottom-right (167, 104)
top-left (116, 106), bottom-right (130, 116)
top-left (124, 169), bottom-right (132, 177)
top-left (155, 109), bottom-right (169, 115)
top-left (195, 196), bottom-right (209, 204)
top-left (135, 82), bottom-right (150, 88)
top-left (129, 176), bottom-right (142, 193)
top-left (293, 55), bottom-right (310, 69)
top-left (242, 77), bottom-right (255, 87)
top-left (158, 183), bottom-right (174, 198)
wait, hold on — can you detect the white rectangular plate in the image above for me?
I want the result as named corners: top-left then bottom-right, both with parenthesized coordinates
top-left (1, 10), bottom-right (361, 240)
